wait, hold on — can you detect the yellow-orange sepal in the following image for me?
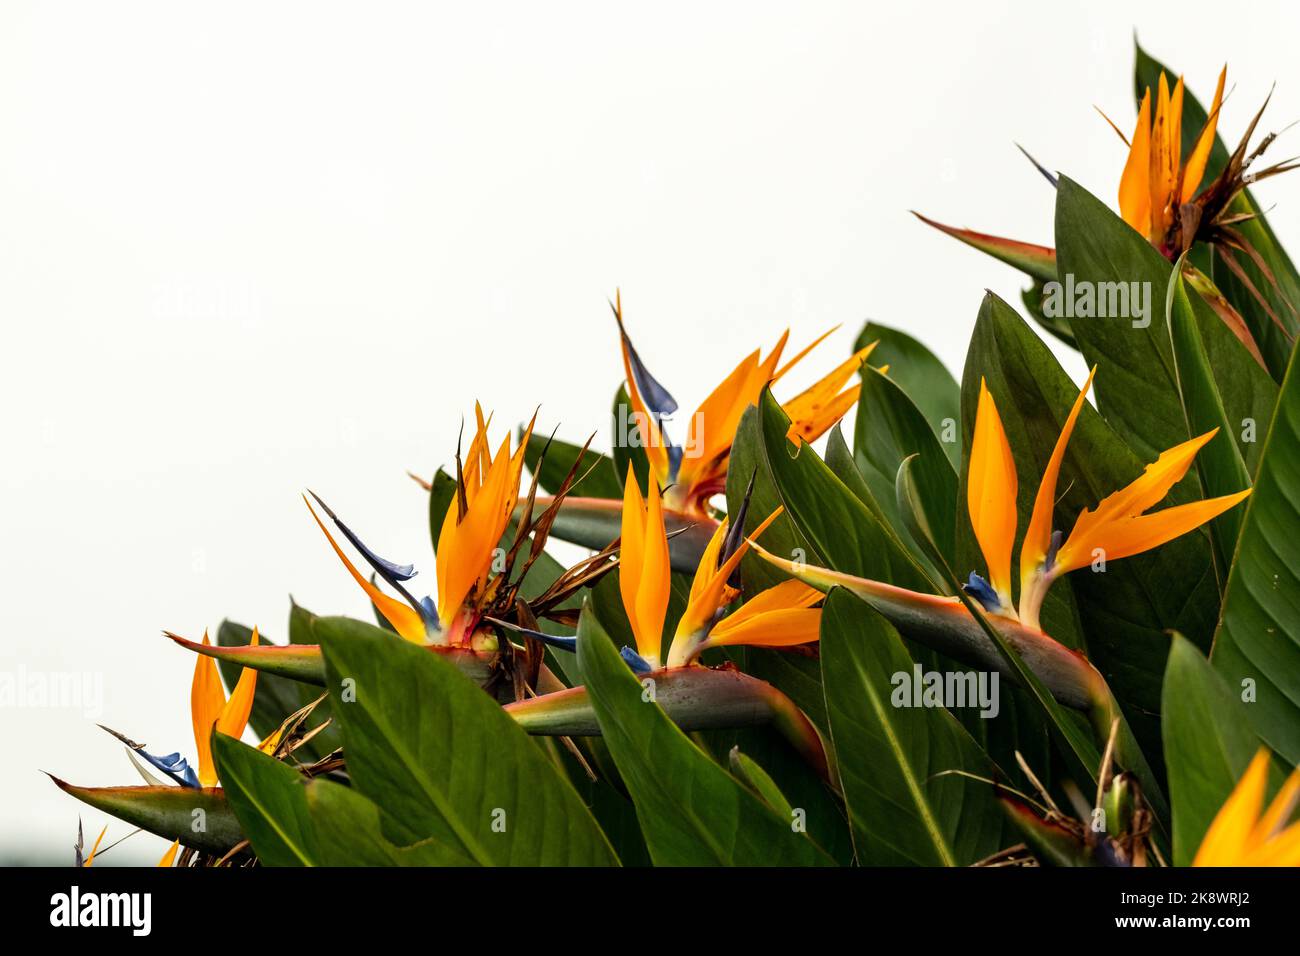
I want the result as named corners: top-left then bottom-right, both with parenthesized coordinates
top-left (191, 628), bottom-right (259, 788)
top-left (1194, 748), bottom-right (1300, 867)
top-left (619, 465), bottom-right (670, 668)
top-left (967, 378), bottom-right (1018, 612)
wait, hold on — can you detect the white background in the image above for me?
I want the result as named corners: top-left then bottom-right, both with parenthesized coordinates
top-left (3, 1), bottom-right (1297, 863)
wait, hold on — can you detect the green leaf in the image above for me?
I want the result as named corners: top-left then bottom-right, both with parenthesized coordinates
top-left (611, 385), bottom-right (651, 492)
top-left (49, 778), bottom-right (243, 855)
top-left (757, 388), bottom-right (935, 592)
top-left (728, 748), bottom-right (795, 818)
top-left (211, 733), bottom-right (316, 866)
top-left (1021, 278), bottom-right (1080, 350)
top-left (305, 779), bottom-right (473, 866)
top-left (853, 366), bottom-right (958, 564)
top-left (318, 615), bottom-right (619, 865)
top-left (1054, 175), bottom-right (1190, 463)
top-left (1212, 337), bottom-right (1300, 764)
top-left (1166, 262), bottom-right (1254, 581)
top-left (575, 605), bottom-right (833, 866)
top-left (819, 589), bottom-right (1004, 865)
top-left (1179, 270), bottom-right (1279, 477)
top-left (853, 321), bottom-right (962, 466)
top-left (428, 467), bottom-right (456, 550)
top-left (725, 403), bottom-right (821, 594)
top-left (1163, 635), bottom-right (1262, 866)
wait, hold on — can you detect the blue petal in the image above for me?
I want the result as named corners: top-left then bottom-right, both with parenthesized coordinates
top-left (138, 748), bottom-right (200, 789)
top-left (666, 441), bottom-right (684, 485)
top-left (533, 632), bottom-right (577, 653)
top-left (1043, 530), bottom-right (1063, 576)
top-left (961, 572), bottom-right (1002, 613)
top-left (310, 492), bottom-right (417, 582)
top-left (481, 616), bottom-right (576, 652)
top-left (419, 596), bottom-right (441, 630)
top-left (619, 646), bottom-right (654, 674)
top-left (720, 469), bottom-right (757, 586)
top-left (620, 327), bottom-right (679, 419)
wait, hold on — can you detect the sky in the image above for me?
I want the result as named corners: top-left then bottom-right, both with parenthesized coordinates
top-left (3, 0), bottom-right (1298, 864)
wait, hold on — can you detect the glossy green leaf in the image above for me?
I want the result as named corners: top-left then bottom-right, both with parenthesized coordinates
top-left (318, 615), bottom-right (619, 865)
top-left (1054, 175), bottom-right (1190, 462)
top-left (757, 389), bottom-right (935, 593)
top-left (728, 748), bottom-right (794, 818)
top-left (305, 779), bottom-right (472, 866)
top-left (1166, 262), bottom-right (1253, 581)
top-left (853, 321), bottom-right (962, 465)
top-left (1212, 337), bottom-right (1300, 764)
top-left (611, 385), bottom-right (652, 492)
top-left (49, 778), bottom-right (243, 855)
top-left (819, 589), bottom-right (1004, 865)
top-left (427, 467), bottom-right (456, 550)
top-left (575, 605), bottom-right (833, 866)
top-left (211, 732), bottom-right (316, 866)
top-left (854, 366), bottom-right (958, 563)
top-left (725, 403), bottom-right (821, 594)
top-left (1163, 636), bottom-right (1263, 866)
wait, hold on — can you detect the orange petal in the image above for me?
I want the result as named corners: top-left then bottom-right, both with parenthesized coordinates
top-left (307, 496), bottom-right (427, 643)
top-left (1057, 429), bottom-right (1222, 572)
top-left (697, 607), bottom-right (823, 655)
top-left (1195, 749), bottom-right (1272, 866)
top-left (1168, 76), bottom-right (1185, 184)
top-left (216, 628), bottom-right (258, 743)
top-left (634, 477), bottom-right (671, 666)
top-left (157, 839), bottom-right (180, 868)
top-left (670, 508), bottom-right (784, 660)
top-left (618, 464), bottom-right (647, 646)
top-left (436, 435), bottom-right (517, 627)
top-left (783, 342), bottom-right (877, 444)
top-left (1181, 66), bottom-right (1226, 204)
top-left (1245, 818), bottom-right (1300, 866)
top-left (1119, 89), bottom-right (1152, 235)
top-left (1020, 367), bottom-right (1095, 592)
top-left (680, 345), bottom-right (773, 491)
top-left (1147, 73), bottom-right (1185, 239)
top-left (1073, 490), bottom-right (1251, 567)
top-left (191, 630), bottom-right (225, 788)
top-left (967, 379), bottom-right (1018, 603)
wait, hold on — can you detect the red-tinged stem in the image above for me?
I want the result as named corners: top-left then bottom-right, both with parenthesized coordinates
top-left (505, 665), bottom-right (834, 786)
top-left (166, 632), bottom-right (500, 688)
